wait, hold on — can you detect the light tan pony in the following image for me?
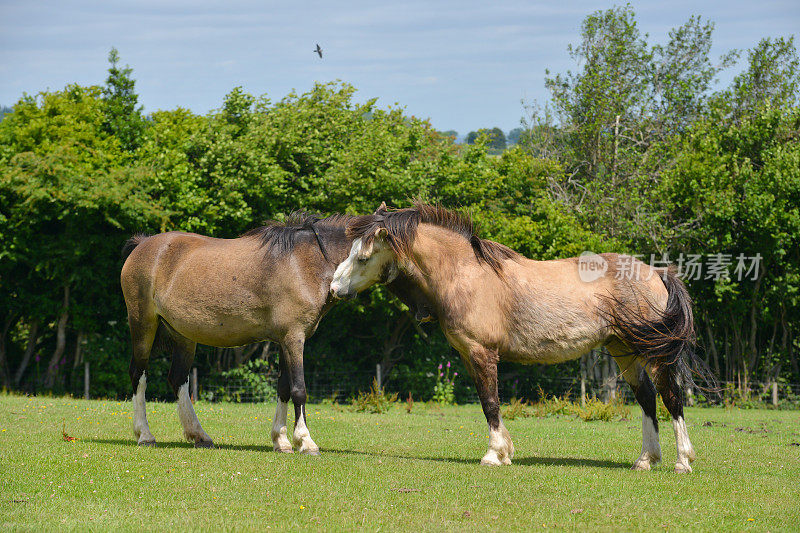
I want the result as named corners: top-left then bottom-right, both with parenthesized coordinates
top-left (330, 203), bottom-right (715, 472)
top-left (120, 211), bottom-right (431, 453)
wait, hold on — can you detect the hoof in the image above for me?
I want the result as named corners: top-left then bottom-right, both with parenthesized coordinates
top-left (138, 440), bottom-right (157, 447)
top-left (631, 461), bottom-right (651, 471)
top-left (273, 446), bottom-right (294, 453)
top-left (300, 448), bottom-right (321, 456)
top-left (480, 453), bottom-right (510, 466)
top-left (674, 463), bottom-right (692, 474)
top-left (194, 440), bottom-right (214, 449)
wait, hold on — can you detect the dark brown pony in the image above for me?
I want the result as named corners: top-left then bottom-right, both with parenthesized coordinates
top-left (120, 208), bottom-right (430, 452)
top-left (330, 202), bottom-right (715, 472)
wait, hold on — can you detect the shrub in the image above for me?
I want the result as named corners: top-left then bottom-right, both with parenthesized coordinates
top-left (502, 397), bottom-right (529, 420)
top-left (202, 359), bottom-right (275, 403)
top-left (575, 396), bottom-right (630, 422)
top-left (500, 388), bottom-right (629, 422)
top-left (350, 378), bottom-right (398, 413)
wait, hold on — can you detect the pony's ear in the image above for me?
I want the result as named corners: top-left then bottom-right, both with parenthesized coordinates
top-left (374, 201), bottom-right (388, 215)
top-left (375, 227), bottom-right (388, 239)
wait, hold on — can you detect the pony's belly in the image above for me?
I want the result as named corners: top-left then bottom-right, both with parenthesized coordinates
top-left (503, 332), bottom-right (605, 365)
top-left (157, 301), bottom-right (268, 348)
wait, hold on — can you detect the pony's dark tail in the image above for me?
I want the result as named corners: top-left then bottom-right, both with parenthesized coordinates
top-left (606, 268), bottom-right (719, 396)
top-left (122, 233), bottom-right (150, 262)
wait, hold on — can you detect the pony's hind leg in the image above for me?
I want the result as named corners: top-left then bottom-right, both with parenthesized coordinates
top-left (613, 353), bottom-right (661, 470)
top-left (651, 367), bottom-right (696, 473)
top-left (271, 350), bottom-right (293, 453)
top-left (282, 335), bottom-right (320, 455)
top-left (164, 325), bottom-right (214, 448)
top-left (128, 317), bottom-right (158, 446)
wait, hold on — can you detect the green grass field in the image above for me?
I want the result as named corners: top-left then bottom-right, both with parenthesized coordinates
top-left (1, 394), bottom-right (798, 531)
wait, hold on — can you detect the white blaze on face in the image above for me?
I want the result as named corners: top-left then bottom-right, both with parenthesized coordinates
top-left (331, 237), bottom-right (396, 297)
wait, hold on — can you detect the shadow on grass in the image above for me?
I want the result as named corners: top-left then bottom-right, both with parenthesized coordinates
top-left (90, 438), bottom-right (272, 453)
top-left (325, 448), bottom-right (630, 469)
top-left (91, 438), bottom-right (629, 469)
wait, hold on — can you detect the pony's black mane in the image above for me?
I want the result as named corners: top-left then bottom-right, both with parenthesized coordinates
top-left (241, 211), bottom-right (353, 259)
top-left (347, 202), bottom-right (519, 274)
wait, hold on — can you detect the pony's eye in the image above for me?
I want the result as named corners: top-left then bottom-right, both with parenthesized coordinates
top-left (357, 256), bottom-right (369, 264)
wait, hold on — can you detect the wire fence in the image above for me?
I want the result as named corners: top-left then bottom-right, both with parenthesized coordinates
top-left (15, 361), bottom-right (800, 409)
top-left (196, 367), bottom-right (800, 408)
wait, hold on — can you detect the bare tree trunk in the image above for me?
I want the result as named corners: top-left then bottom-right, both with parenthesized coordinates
top-left (704, 319), bottom-right (720, 377)
top-left (781, 306), bottom-right (797, 376)
top-left (610, 114), bottom-right (619, 237)
top-left (233, 346), bottom-right (245, 367)
top-left (14, 320), bottom-right (40, 386)
top-left (215, 347), bottom-right (222, 372)
top-left (379, 315), bottom-right (411, 380)
top-left (747, 274), bottom-right (764, 376)
top-left (602, 349), bottom-right (613, 402)
top-left (44, 285), bottom-right (69, 389)
top-left (240, 343), bottom-right (260, 365)
top-left (72, 331), bottom-right (85, 369)
top-left (731, 314), bottom-right (742, 383)
top-left (259, 341), bottom-right (271, 362)
top-left (592, 349), bottom-right (602, 385)
top-left (44, 285), bottom-right (70, 389)
top-left (0, 313), bottom-right (16, 387)
top-left (724, 325), bottom-right (731, 383)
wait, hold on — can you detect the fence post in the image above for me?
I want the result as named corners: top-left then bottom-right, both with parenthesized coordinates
top-left (191, 367), bottom-right (198, 403)
top-left (376, 364), bottom-right (382, 390)
top-left (580, 377), bottom-right (586, 407)
top-left (772, 381), bottom-right (778, 407)
top-left (687, 385), bottom-right (695, 407)
top-left (84, 361), bottom-right (90, 400)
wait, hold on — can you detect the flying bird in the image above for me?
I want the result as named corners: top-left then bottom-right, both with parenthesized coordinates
top-left (314, 44), bottom-right (323, 58)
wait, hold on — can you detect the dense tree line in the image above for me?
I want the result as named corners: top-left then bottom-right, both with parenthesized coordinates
top-left (0, 8), bottom-right (798, 401)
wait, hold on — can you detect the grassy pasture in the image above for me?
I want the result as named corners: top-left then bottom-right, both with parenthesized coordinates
top-left (1, 394), bottom-right (798, 531)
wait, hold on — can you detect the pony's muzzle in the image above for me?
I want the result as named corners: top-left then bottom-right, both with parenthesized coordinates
top-left (329, 283), bottom-right (352, 300)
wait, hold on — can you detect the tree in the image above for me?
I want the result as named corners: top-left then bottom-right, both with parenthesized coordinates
top-left (465, 128), bottom-right (506, 151)
top-left (507, 128), bottom-right (523, 145)
top-left (0, 85), bottom-right (163, 391)
top-left (534, 6), bottom-right (734, 243)
top-left (102, 48), bottom-right (145, 152)
top-left (726, 36), bottom-right (799, 116)
top-left (657, 104), bottom-right (800, 383)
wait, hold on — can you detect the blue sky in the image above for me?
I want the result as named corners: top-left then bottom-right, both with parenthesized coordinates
top-left (1, 1), bottom-right (798, 135)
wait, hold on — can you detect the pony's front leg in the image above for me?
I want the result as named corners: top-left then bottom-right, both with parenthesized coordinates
top-left (271, 364), bottom-right (292, 452)
top-left (467, 346), bottom-right (514, 466)
top-left (284, 337), bottom-right (320, 455)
